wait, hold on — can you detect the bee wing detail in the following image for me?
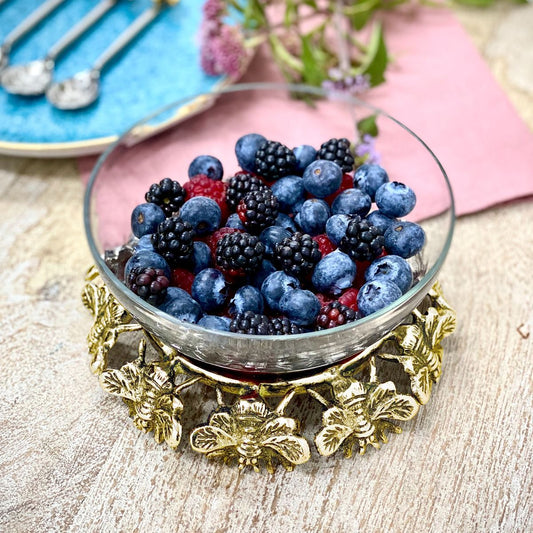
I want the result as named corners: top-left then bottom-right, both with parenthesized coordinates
top-left (263, 435), bottom-right (311, 465)
top-left (322, 406), bottom-right (349, 427)
top-left (426, 307), bottom-right (456, 348)
top-left (152, 408), bottom-right (182, 449)
top-left (190, 425), bottom-right (236, 454)
top-left (315, 424), bottom-right (353, 456)
top-left (209, 412), bottom-right (236, 435)
top-left (262, 416), bottom-right (298, 436)
top-left (99, 362), bottom-right (142, 401)
top-left (368, 382), bottom-right (419, 421)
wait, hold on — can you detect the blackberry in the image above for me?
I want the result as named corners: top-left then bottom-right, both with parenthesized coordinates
top-left (145, 178), bottom-right (186, 217)
top-left (273, 232), bottom-right (321, 279)
top-left (229, 311), bottom-right (302, 335)
top-left (317, 138), bottom-right (354, 173)
top-left (270, 316), bottom-right (304, 335)
top-left (316, 301), bottom-right (357, 330)
top-left (151, 216), bottom-right (195, 267)
top-left (237, 189), bottom-right (279, 234)
top-left (226, 172), bottom-right (268, 211)
top-left (339, 215), bottom-right (384, 261)
top-left (254, 140), bottom-right (297, 181)
top-left (230, 311), bottom-right (272, 335)
top-left (215, 232), bottom-right (265, 276)
top-left (126, 267), bottom-right (170, 306)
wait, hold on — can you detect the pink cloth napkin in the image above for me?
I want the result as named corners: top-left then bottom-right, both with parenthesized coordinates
top-left (79, 6), bottom-right (533, 249)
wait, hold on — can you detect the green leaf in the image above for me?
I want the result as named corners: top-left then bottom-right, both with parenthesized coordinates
top-left (357, 22), bottom-right (388, 87)
top-left (357, 114), bottom-right (379, 137)
top-left (351, 9), bottom-right (373, 31)
top-left (300, 34), bottom-right (327, 86)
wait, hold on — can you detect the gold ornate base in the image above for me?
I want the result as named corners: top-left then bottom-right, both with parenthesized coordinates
top-left (82, 266), bottom-right (456, 472)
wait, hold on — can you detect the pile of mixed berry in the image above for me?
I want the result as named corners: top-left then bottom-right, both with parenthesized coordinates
top-left (118, 133), bottom-right (425, 335)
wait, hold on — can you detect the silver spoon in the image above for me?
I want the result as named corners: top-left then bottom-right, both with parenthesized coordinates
top-left (46, 3), bottom-right (164, 110)
top-left (1, 0), bottom-right (118, 96)
top-left (0, 0), bottom-right (67, 72)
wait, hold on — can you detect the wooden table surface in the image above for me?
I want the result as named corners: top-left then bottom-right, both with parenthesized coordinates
top-left (1, 4), bottom-right (532, 532)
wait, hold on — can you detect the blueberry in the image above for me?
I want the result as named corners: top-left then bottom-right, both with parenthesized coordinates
top-left (188, 155), bottom-right (223, 181)
top-left (357, 280), bottom-right (402, 317)
top-left (159, 287), bottom-right (203, 323)
top-left (229, 285), bottom-right (264, 316)
top-left (353, 164), bottom-right (389, 200)
top-left (259, 226), bottom-right (292, 257)
top-left (303, 160), bottom-right (343, 198)
top-left (235, 133), bottom-right (267, 173)
top-left (135, 234), bottom-right (154, 253)
top-left (384, 222), bottom-right (425, 258)
top-left (261, 271), bottom-right (301, 312)
top-left (192, 241), bottom-right (212, 274)
top-left (225, 213), bottom-right (245, 230)
top-left (271, 176), bottom-right (305, 212)
top-left (375, 181), bottom-right (416, 218)
top-left (179, 197), bottom-right (221, 235)
top-left (249, 259), bottom-right (277, 288)
top-left (131, 203), bottom-right (165, 238)
top-left (311, 250), bottom-right (356, 296)
top-left (299, 199), bottom-right (330, 235)
top-left (191, 268), bottom-right (228, 312)
top-left (275, 212), bottom-right (297, 232)
top-left (292, 199), bottom-right (305, 214)
top-left (331, 189), bottom-right (371, 217)
top-left (279, 289), bottom-right (320, 326)
top-left (325, 214), bottom-right (351, 246)
top-left (125, 251), bottom-right (170, 280)
top-left (198, 315), bottom-right (231, 332)
top-left (293, 144), bottom-right (317, 174)
top-left (366, 210), bottom-right (397, 234)
top-left (365, 255), bottom-right (413, 294)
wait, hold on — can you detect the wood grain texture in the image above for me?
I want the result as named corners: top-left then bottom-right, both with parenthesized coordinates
top-left (1, 4), bottom-right (533, 532)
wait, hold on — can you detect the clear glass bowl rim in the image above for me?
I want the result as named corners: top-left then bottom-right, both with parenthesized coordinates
top-left (84, 81), bottom-right (456, 343)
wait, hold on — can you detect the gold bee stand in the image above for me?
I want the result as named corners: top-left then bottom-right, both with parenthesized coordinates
top-left (82, 266), bottom-right (456, 472)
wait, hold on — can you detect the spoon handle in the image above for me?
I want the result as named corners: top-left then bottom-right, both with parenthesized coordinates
top-left (92, 4), bottom-right (162, 74)
top-left (3, 0), bottom-right (66, 50)
top-left (46, 0), bottom-right (118, 62)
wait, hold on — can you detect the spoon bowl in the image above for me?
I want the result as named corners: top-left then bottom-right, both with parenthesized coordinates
top-left (0, 58), bottom-right (53, 95)
top-left (46, 69), bottom-right (99, 110)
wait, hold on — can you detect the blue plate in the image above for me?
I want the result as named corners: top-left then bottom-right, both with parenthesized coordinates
top-left (0, 0), bottom-right (228, 156)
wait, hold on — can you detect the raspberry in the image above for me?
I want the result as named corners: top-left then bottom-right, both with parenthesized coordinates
top-left (237, 189), bottom-right (279, 234)
top-left (324, 173), bottom-right (354, 204)
top-left (338, 288), bottom-right (359, 311)
top-left (316, 292), bottom-right (334, 307)
top-left (339, 215), bottom-right (385, 262)
top-left (206, 227), bottom-right (242, 255)
top-left (254, 140), bottom-right (297, 181)
top-left (316, 301), bottom-right (357, 330)
top-left (126, 267), bottom-right (169, 306)
top-left (230, 311), bottom-right (302, 335)
top-left (183, 174), bottom-right (229, 221)
top-left (151, 216), bottom-right (195, 267)
top-left (273, 232), bottom-right (321, 279)
top-left (317, 138), bottom-right (355, 173)
top-left (312, 234), bottom-right (336, 257)
top-left (145, 177), bottom-right (186, 217)
top-left (215, 232), bottom-right (265, 277)
top-left (226, 171), bottom-right (268, 211)
top-left (171, 268), bottom-right (195, 294)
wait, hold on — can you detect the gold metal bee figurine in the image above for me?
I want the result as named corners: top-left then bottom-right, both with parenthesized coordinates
top-left (83, 269), bottom-right (456, 471)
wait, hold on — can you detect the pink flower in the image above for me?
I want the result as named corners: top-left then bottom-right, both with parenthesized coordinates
top-left (202, 0), bottom-right (225, 20)
top-left (200, 13), bottom-right (247, 79)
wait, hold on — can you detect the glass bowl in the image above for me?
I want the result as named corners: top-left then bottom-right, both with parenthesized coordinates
top-left (84, 83), bottom-right (455, 376)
